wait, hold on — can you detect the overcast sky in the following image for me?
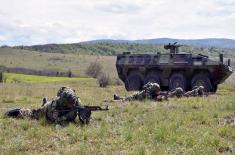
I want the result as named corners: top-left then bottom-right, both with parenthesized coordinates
top-left (0, 0), bottom-right (234, 45)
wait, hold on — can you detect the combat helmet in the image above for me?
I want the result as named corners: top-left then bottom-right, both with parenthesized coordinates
top-left (56, 86), bottom-right (80, 107)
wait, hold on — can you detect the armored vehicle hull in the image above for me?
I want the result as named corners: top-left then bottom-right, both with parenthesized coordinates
top-left (116, 44), bottom-right (233, 92)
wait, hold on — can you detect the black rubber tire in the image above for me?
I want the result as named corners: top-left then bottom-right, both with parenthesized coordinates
top-left (125, 71), bottom-right (143, 91)
top-left (212, 84), bottom-right (218, 92)
top-left (169, 73), bottom-right (187, 91)
top-left (191, 73), bottom-right (213, 92)
top-left (144, 71), bottom-right (160, 85)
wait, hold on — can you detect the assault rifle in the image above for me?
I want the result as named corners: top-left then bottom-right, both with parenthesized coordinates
top-left (59, 105), bottom-right (109, 124)
top-left (5, 105), bottom-right (109, 124)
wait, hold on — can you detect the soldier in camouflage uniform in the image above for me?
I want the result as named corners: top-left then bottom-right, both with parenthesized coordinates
top-left (114, 82), bottom-right (161, 101)
top-left (167, 87), bottom-right (184, 98)
top-left (42, 86), bottom-right (80, 124)
top-left (6, 86), bottom-right (80, 124)
top-left (168, 86), bottom-right (205, 98)
top-left (184, 86), bottom-right (205, 97)
top-left (113, 82), bottom-right (206, 102)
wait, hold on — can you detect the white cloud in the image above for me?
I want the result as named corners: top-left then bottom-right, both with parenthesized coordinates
top-left (0, 0), bottom-right (234, 45)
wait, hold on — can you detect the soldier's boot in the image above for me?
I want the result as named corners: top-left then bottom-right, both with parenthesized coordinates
top-left (198, 86), bottom-right (205, 96)
top-left (113, 94), bottom-right (122, 100)
top-left (5, 108), bottom-right (21, 117)
top-left (42, 97), bottom-right (48, 106)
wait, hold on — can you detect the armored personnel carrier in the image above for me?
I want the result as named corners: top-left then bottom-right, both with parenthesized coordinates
top-left (116, 43), bottom-right (233, 92)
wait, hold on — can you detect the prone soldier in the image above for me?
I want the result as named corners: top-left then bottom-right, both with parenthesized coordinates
top-left (167, 86), bottom-right (205, 98)
top-left (168, 87), bottom-right (184, 98)
top-left (155, 86), bottom-right (205, 100)
top-left (113, 82), bottom-right (161, 101)
top-left (184, 86), bottom-right (205, 97)
top-left (112, 82), bottom-right (206, 102)
top-left (5, 86), bottom-right (108, 124)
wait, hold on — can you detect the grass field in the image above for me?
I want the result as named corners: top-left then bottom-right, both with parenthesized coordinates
top-left (0, 73), bottom-right (234, 154)
top-left (0, 48), bottom-right (117, 78)
top-left (3, 73), bottom-right (91, 83)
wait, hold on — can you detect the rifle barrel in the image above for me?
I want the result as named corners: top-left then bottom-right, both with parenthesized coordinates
top-left (83, 105), bottom-right (109, 111)
top-left (56, 105), bottom-right (109, 112)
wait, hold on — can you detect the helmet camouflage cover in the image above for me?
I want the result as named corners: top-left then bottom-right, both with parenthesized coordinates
top-left (143, 82), bottom-right (161, 93)
top-left (56, 87), bottom-right (80, 109)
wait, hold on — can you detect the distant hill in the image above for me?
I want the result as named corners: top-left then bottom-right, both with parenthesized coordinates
top-left (86, 38), bottom-right (235, 49)
top-left (14, 43), bottom-right (166, 55)
top-left (11, 38), bottom-right (235, 58)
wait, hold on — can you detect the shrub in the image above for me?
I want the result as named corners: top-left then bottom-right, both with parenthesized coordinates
top-left (97, 72), bottom-right (110, 87)
top-left (85, 61), bottom-right (103, 78)
top-left (67, 69), bottom-right (72, 78)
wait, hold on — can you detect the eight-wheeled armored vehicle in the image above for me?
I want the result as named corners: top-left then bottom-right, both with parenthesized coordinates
top-left (116, 43), bottom-right (233, 92)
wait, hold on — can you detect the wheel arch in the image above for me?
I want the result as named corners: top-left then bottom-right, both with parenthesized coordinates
top-left (144, 69), bottom-right (162, 85)
top-left (126, 68), bottom-right (144, 78)
top-left (191, 69), bottom-right (215, 92)
top-left (125, 69), bottom-right (144, 91)
top-left (192, 69), bottom-right (212, 79)
top-left (169, 69), bottom-right (187, 76)
top-left (169, 71), bottom-right (188, 91)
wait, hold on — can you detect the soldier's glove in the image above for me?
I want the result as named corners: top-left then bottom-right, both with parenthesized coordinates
top-left (31, 109), bottom-right (41, 120)
top-left (78, 109), bottom-right (91, 124)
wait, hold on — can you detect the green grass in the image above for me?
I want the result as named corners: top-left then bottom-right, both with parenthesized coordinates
top-left (0, 73), bottom-right (234, 154)
top-left (3, 73), bottom-right (92, 83)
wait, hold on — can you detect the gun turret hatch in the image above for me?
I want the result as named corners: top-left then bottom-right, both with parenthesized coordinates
top-left (164, 42), bottom-right (182, 54)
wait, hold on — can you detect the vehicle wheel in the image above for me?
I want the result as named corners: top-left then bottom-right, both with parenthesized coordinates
top-left (144, 71), bottom-right (160, 85)
top-left (169, 73), bottom-right (187, 91)
top-left (191, 73), bottom-right (213, 92)
top-left (125, 71), bottom-right (143, 91)
top-left (212, 84), bottom-right (218, 92)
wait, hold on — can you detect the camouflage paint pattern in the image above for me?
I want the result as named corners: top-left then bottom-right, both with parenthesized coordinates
top-left (116, 43), bottom-right (233, 92)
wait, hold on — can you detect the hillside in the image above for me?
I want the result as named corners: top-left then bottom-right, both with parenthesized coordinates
top-left (12, 42), bottom-right (235, 61)
top-left (87, 38), bottom-right (235, 49)
top-left (0, 48), bottom-right (117, 78)
top-left (15, 43), bottom-right (164, 55)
